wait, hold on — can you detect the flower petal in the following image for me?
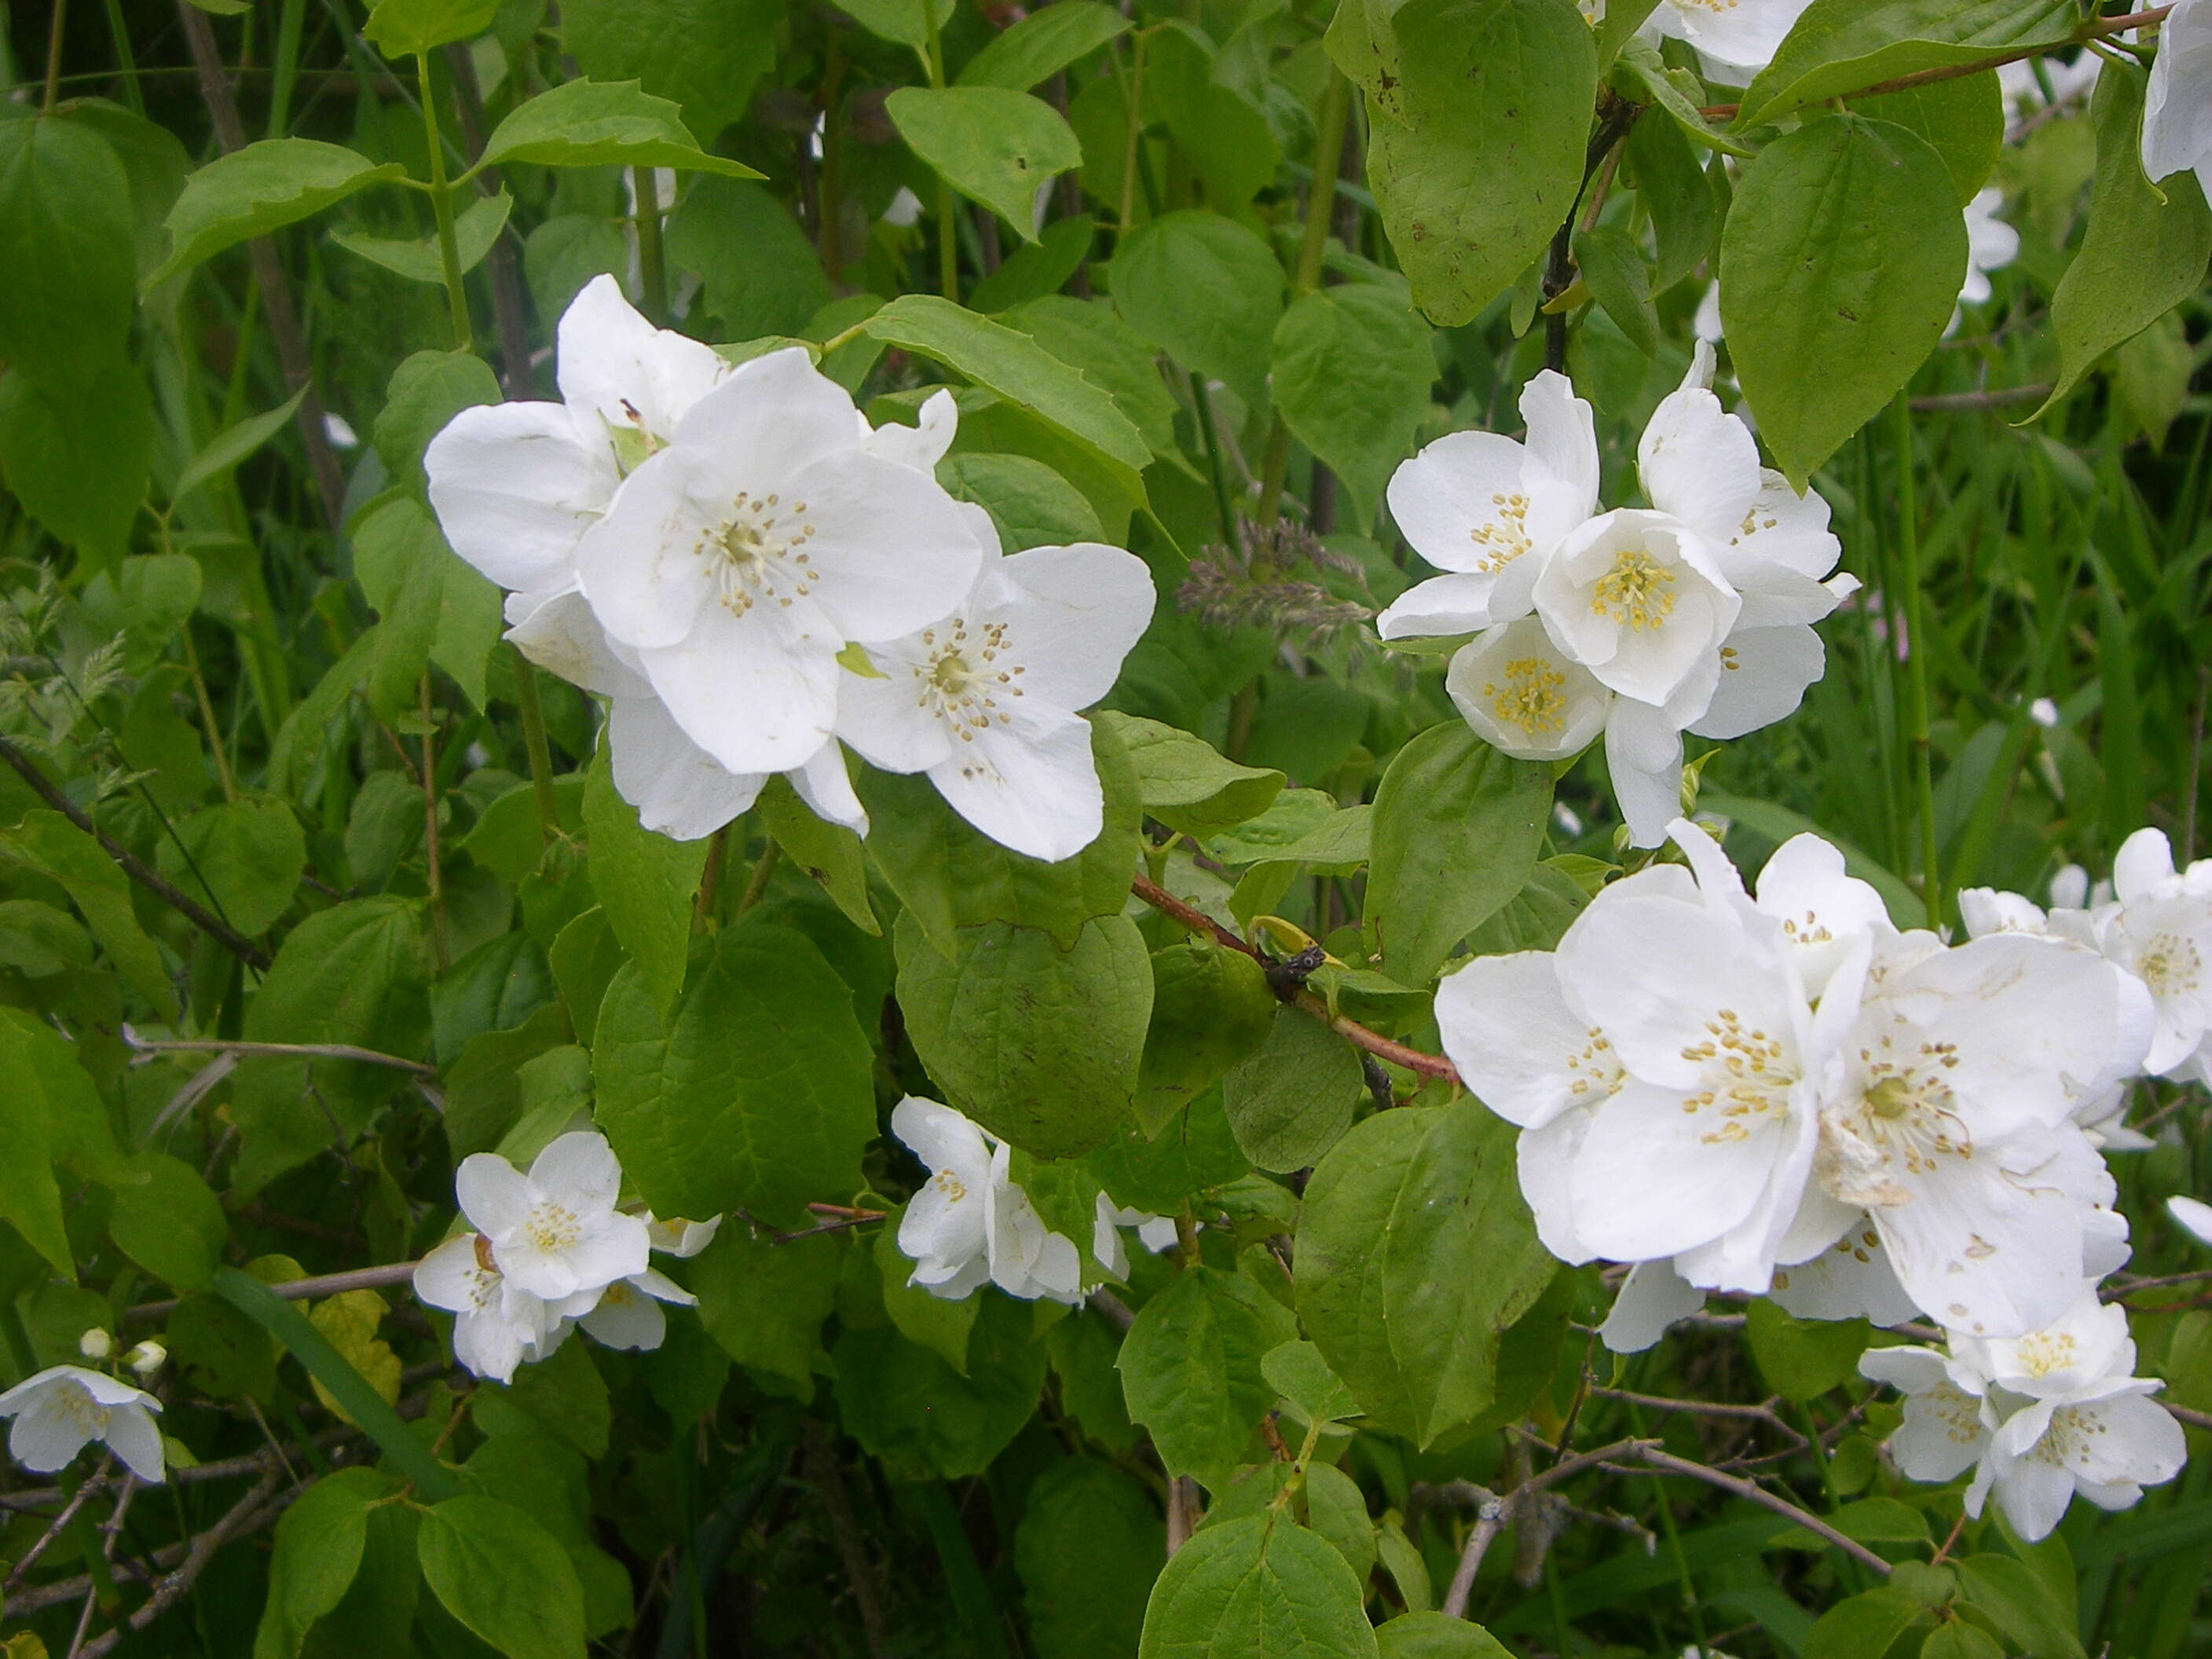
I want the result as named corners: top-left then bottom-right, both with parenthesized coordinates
top-left (639, 597), bottom-right (840, 775)
top-left (787, 740), bottom-right (869, 833)
top-left (103, 1404), bottom-right (167, 1483)
top-left (454, 1153), bottom-right (536, 1240)
top-left (990, 544), bottom-right (1155, 711)
top-left (1434, 950), bottom-right (1611, 1130)
top-left (1568, 1078), bottom-right (1779, 1263)
top-left (425, 401), bottom-right (616, 592)
top-left (1688, 624), bottom-right (1825, 740)
top-left (667, 345), bottom-right (859, 482)
top-left (529, 1132), bottom-right (624, 1213)
top-left (1597, 1260), bottom-right (1705, 1354)
top-left (571, 449), bottom-right (724, 650)
top-left (927, 706), bottom-right (1101, 862)
top-left (608, 695), bottom-right (764, 842)
top-left (1637, 381), bottom-right (1758, 546)
top-left (1517, 370), bottom-right (1601, 543)
top-left (779, 452), bottom-right (986, 644)
top-left (506, 589), bottom-right (654, 698)
top-left (1385, 430), bottom-right (1544, 577)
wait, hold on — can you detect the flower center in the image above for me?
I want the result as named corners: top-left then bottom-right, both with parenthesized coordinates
top-left (2027, 1404), bottom-right (2102, 1470)
top-left (1676, 1009), bottom-right (1794, 1143)
top-left (523, 1203), bottom-right (583, 1256)
top-left (935, 1170), bottom-right (969, 1203)
top-left (1481, 657), bottom-right (1569, 742)
top-left (2014, 1331), bottom-right (2080, 1379)
top-left (1469, 492), bottom-right (1533, 574)
top-left (54, 1380), bottom-right (110, 1436)
top-left (2137, 932), bottom-right (2201, 998)
top-left (1562, 1027), bottom-right (1621, 1102)
top-left (700, 491), bottom-right (817, 615)
top-left (1589, 549), bottom-right (1678, 632)
top-left (912, 618), bottom-right (1024, 743)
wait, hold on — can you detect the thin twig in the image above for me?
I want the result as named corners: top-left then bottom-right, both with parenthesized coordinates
top-left (74, 1467), bottom-right (294, 1657)
top-left (1908, 385), bottom-right (2053, 413)
top-left (1130, 874), bottom-right (1461, 1083)
top-left (1441, 1437), bottom-right (1656, 1617)
top-left (1604, 1446), bottom-right (1893, 1575)
top-left (128, 1261), bottom-right (420, 1324)
top-left (0, 736), bottom-right (272, 971)
top-left (5, 1456), bottom-right (113, 1589)
top-left (126, 1035), bottom-right (434, 1075)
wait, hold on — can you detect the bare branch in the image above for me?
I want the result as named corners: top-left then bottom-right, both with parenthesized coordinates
top-left (126, 1035), bottom-right (435, 1076)
top-left (1439, 1437), bottom-right (1657, 1618)
top-left (1605, 1445), bottom-right (1893, 1576)
top-left (129, 1261), bottom-right (421, 1324)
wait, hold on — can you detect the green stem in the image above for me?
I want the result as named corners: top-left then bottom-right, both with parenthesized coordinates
top-left (1891, 393), bottom-right (1940, 930)
top-left (735, 839), bottom-right (779, 915)
top-left (507, 643), bottom-right (558, 853)
top-left (632, 165), bottom-right (669, 323)
top-left (421, 676), bottom-right (449, 973)
top-left (266, 0), bottom-right (307, 137)
top-left (100, 0), bottom-right (145, 116)
top-left (43, 0), bottom-right (68, 112)
top-left (924, 13), bottom-right (960, 301)
top-left (1188, 371), bottom-right (1240, 549)
top-left (417, 53), bottom-right (471, 352)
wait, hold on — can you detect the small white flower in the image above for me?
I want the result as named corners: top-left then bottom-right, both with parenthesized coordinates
top-left (1532, 508), bottom-right (1741, 709)
top-left (2096, 828), bottom-right (2212, 1083)
top-left (2029, 696), bottom-right (2060, 729)
top-left (646, 1214), bottom-right (723, 1258)
top-left (1693, 280), bottom-right (1724, 346)
top-left (2144, 0), bottom-right (2212, 207)
top-left (323, 412), bottom-right (360, 449)
top-left (413, 1232), bottom-right (555, 1384)
top-left (1378, 371), bottom-right (1600, 639)
top-left (1643, 0), bottom-right (1816, 79)
top-left (125, 1341), bottom-right (166, 1379)
top-left (0, 1366), bottom-right (164, 1483)
top-left (1091, 1195), bottom-right (1176, 1279)
top-left (78, 1328), bottom-right (112, 1361)
top-left (1949, 188), bottom-right (2020, 333)
top-left (891, 1097), bottom-right (1083, 1305)
top-left (881, 186), bottom-right (925, 227)
top-left (2172, 1195), bottom-right (2212, 1247)
top-left (836, 515), bottom-right (1153, 862)
top-left (453, 1132), bottom-right (650, 1303)
top-left (1444, 617), bottom-right (1613, 763)
top-left (1863, 1291), bottom-right (2186, 1542)
top-left (569, 1269), bottom-right (697, 1352)
top-left (573, 347), bottom-right (983, 775)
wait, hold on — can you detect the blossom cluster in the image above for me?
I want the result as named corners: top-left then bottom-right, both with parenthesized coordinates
top-left (892, 1097), bottom-right (1173, 1303)
top-left (412, 1130), bottom-right (716, 1383)
top-left (1381, 349), bottom-right (1857, 845)
top-left (1862, 1289), bottom-right (2185, 1541)
top-left (426, 276), bottom-right (1154, 862)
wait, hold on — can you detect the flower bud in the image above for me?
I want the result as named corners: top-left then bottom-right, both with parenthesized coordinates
top-left (78, 1327), bottom-right (113, 1361)
top-left (125, 1340), bottom-right (167, 1379)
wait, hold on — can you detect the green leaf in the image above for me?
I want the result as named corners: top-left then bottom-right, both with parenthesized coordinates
top-left (1137, 943), bottom-right (1279, 1134)
top-left (476, 80), bottom-right (764, 179)
top-left (0, 1008), bottom-right (119, 1183)
top-left (1366, 723), bottom-right (1551, 985)
top-left (1118, 1265), bottom-right (1297, 1487)
top-left (581, 745), bottom-right (706, 1018)
top-left (1262, 1339), bottom-right (1361, 1424)
top-left (1852, 75), bottom-right (2004, 208)
top-left (755, 772), bottom-right (877, 934)
top-left (1304, 1461), bottom-right (1379, 1583)
top-left (148, 139), bottom-right (408, 288)
top-left (1745, 1300), bottom-right (1871, 1401)
top-left (174, 387), bottom-right (307, 500)
top-left (0, 899), bottom-right (93, 977)
top-left (0, 347), bottom-right (152, 569)
top-left (1017, 1458), bottom-right (1161, 1659)
top-left (894, 911), bottom-right (1151, 1159)
top-left (999, 294), bottom-right (1180, 456)
top-left (417, 1495), bottom-right (587, 1659)
top-left (475, 1340), bottom-right (610, 1458)
top-left (108, 1151), bottom-right (226, 1291)
top-left (1953, 1554), bottom-right (2087, 1659)
top-left (834, 0), bottom-right (954, 54)
top-left (970, 218), bottom-right (1101, 315)
top-left (2034, 67), bottom-right (2212, 419)
top-left (254, 1469), bottom-right (401, 1659)
top-left (1738, 0), bottom-right (2075, 129)
top-left (1270, 283), bottom-right (1437, 526)
top-left (885, 87), bottom-right (1082, 243)
top-left (859, 714), bottom-right (1138, 955)
top-left (593, 922), bottom-right (874, 1226)
top-left (1375, 1611), bottom-right (1515, 1657)
top-left (330, 189), bottom-right (511, 284)
top-left (1, 810), bottom-right (176, 1016)
top-left (960, 2), bottom-right (1130, 90)
top-left (1354, 0), bottom-right (1597, 327)
top-left (1771, 1496), bottom-right (1931, 1552)
top-left (1142, 24), bottom-right (1280, 214)
top-left (1623, 110), bottom-right (1719, 295)
top-left (940, 452), bottom-right (1105, 551)
top-left (1921, 1624), bottom-right (2004, 1659)
top-left (1802, 1588), bottom-right (1932, 1659)
top-left (0, 117), bottom-right (136, 386)
top-left (862, 294), bottom-right (1153, 479)
top-left (1137, 1513), bottom-right (1379, 1657)
top-left (1573, 224), bottom-right (1659, 356)
top-left (666, 178), bottom-right (830, 339)
top-left (562, 0), bottom-right (781, 145)
top-left (214, 1268), bottom-right (460, 1500)
top-left (833, 1295), bottom-right (1046, 1479)
top-left (373, 349), bottom-right (501, 491)
top-left (362, 0), bottom-right (500, 58)
top-left (1295, 1100), bottom-right (1554, 1448)
top-left (1719, 114), bottom-right (1964, 489)
top-left (0, 1074), bottom-right (71, 1273)
top-left (691, 1226), bottom-right (840, 1393)
top-left (1222, 1013), bottom-right (1364, 1173)
top-left (1108, 211), bottom-right (1284, 413)
top-left (153, 798), bottom-right (305, 938)
top-left (350, 490), bottom-right (504, 716)
top-left (1104, 712), bottom-right (1285, 838)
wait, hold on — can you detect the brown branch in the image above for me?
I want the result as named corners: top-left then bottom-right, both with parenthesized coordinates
top-left (2164, 1401), bottom-right (2212, 1432)
top-left (0, 736), bottom-right (272, 971)
top-left (1441, 1437), bottom-right (1657, 1617)
top-left (1605, 1446), bottom-right (1892, 1575)
top-left (1698, 6), bottom-right (2172, 120)
top-left (128, 1260), bottom-right (419, 1324)
top-left (128, 1035), bottom-right (433, 1075)
top-left (803, 1422), bottom-right (891, 1657)
top-left (175, 2), bottom-right (350, 542)
top-left (4, 1455), bottom-right (112, 1589)
top-left (1130, 874), bottom-right (1461, 1084)
top-left (1909, 385), bottom-right (2053, 413)
top-left (75, 1467), bottom-right (294, 1657)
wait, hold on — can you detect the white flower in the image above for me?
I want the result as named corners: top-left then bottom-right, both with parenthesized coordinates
top-left (1091, 1195), bottom-right (1177, 1279)
top-left (1378, 371), bottom-right (1599, 639)
top-left (0, 1366), bottom-right (164, 1483)
top-left (78, 1328), bottom-right (112, 1361)
top-left (891, 1097), bottom-right (1083, 1304)
top-left (1532, 509), bottom-right (1741, 710)
top-left (573, 347), bottom-right (983, 775)
top-left (1693, 280), bottom-right (1724, 346)
top-left (1444, 617), bottom-right (1613, 762)
top-left (646, 1214), bottom-right (723, 1257)
top-left (2095, 828), bottom-right (2212, 1082)
top-left (413, 1232), bottom-right (556, 1384)
top-left (569, 1268), bottom-right (697, 1352)
top-left (2171, 1194), bottom-right (2212, 1247)
top-left (1643, 0), bottom-right (1816, 79)
top-left (2144, 0), bottom-right (2212, 207)
top-left (453, 1132), bottom-right (650, 1303)
top-left (1948, 188), bottom-right (2020, 333)
top-left (125, 1342), bottom-right (166, 1379)
top-left (1863, 1291), bottom-right (2186, 1542)
top-left (836, 515), bottom-right (1153, 862)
